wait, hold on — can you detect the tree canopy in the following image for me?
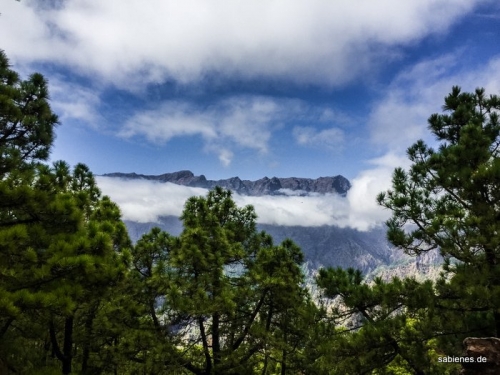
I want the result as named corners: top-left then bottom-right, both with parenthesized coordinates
top-left (378, 86), bottom-right (500, 337)
top-left (315, 87), bottom-right (500, 374)
top-left (0, 50), bottom-right (131, 374)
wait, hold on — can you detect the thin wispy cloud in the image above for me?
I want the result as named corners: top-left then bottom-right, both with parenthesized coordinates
top-left (118, 96), bottom-right (349, 166)
top-left (210, 147), bottom-right (234, 167)
top-left (119, 102), bottom-right (218, 143)
top-left (369, 54), bottom-right (500, 153)
top-left (118, 97), bottom-right (279, 165)
top-left (49, 78), bottom-right (103, 127)
top-left (293, 126), bottom-right (345, 150)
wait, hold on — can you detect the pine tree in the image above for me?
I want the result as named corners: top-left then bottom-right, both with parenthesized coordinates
top-left (119, 188), bottom-right (312, 375)
top-left (315, 268), bottom-right (450, 374)
top-left (0, 49), bottom-right (76, 326)
top-left (46, 166), bottom-right (131, 375)
top-left (0, 49), bottom-right (131, 374)
top-left (377, 86), bottom-right (500, 337)
top-left (0, 49), bottom-right (58, 176)
top-left (314, 87), bottom-right (500, 374)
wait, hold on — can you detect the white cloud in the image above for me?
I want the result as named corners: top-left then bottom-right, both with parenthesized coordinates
top-left (0, 0), bottom-right (486, 88)
top-left (117, 95), bottom-right (355, 166)
top-left (369, 54), bottom-right (500, 152)
top-left (293, 126), bottom-right (345, 149)
top-left (360, 54), bottom-right (500, 228)
top-left (96, 170), bottom-right (399, 231)
top-left (234, 193), bottom-right (350, 227)
top-left (96, 177), bottom-right (208, 223)
top-left (118, 96), bottom-right (279, 161)
top-left (96, 176), bottom-right (351, 227)
top-left (215, 148), bottom-right (234, 167)
top-left (217, 98), bottom-right (280, 153)
top-left (49, 78), bottom-right (103, 127)
top-left (345, 153), bottom-right (411, 231)
top-left (119, 101), bottom-right (218, 143)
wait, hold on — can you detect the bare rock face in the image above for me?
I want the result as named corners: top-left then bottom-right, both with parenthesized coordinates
top-left (461, 337), bottom-right (500, 374)
top-left (102, 171), bottom-right (351, 196)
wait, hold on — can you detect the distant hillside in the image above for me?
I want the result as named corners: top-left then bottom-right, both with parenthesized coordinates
top-left (102, 170), bottom-right (351, 196)
top-left (124, 216), bottom-right (440, 277)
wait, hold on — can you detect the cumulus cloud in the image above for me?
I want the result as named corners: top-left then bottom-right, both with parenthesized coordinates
top-left (345, 153), bottom-right (411, 230)
top-left (0, 0), bottom-right (485, 87)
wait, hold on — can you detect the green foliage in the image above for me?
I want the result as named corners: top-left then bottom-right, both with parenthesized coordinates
top-left (119, 187), bottom-right (314, 375)
top-left (378, 86), bottom-right (500, 335)
top-left (312, 87), bottom-right (500, 374)
top-left (0, 49), bottom-right (131, 374)
top-left (0, 50), bottom-right (58, 176)
top-left (315, 268), bottom-right (437, 374)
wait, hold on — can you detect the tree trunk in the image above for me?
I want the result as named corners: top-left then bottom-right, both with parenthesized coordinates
top-left (0, 317), bottom-right (14, 339)
top-left (281, 349), bottom-right (287, 375)
top-left (81, 301), bottom-right (99, 373)
top-left (213, 312), bottom-right (221, 370)
top-left (62, 316), bottom-right (74, 375)
top-left (49, 317), bottom-right (74, 375)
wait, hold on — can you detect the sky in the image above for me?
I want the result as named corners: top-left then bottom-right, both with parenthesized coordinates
top-left (1, 0), bottom-right (500, 230)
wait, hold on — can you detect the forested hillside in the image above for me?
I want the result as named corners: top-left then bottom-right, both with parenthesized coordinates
top-left (2, 49), bottom-right (500, 374)
top-left (124, 217), bottom-right (440, 277)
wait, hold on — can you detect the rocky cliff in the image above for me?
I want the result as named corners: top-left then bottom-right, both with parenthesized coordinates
top-left (102, 170), bottom-right (351, 196)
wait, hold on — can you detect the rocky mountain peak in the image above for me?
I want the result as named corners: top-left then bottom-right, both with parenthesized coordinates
top-left (102, 170), bottom-right (351, 196)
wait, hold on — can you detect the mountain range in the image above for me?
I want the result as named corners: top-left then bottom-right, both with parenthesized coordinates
top-left (103, 170), bottom-right (352, 196)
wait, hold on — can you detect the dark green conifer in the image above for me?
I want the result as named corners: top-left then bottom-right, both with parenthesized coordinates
top-left (0, 49), bottom-right (131, 374)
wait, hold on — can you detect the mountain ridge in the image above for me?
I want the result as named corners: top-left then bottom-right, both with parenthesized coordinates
top-left (102, 170), bottom-right (352, 196)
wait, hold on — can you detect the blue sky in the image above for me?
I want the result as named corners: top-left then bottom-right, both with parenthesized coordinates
top-left (1, 0), bottom-right (500, 230)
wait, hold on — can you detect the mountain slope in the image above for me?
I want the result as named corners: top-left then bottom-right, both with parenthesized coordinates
top-left (123, 216), bottom-right (433, 275)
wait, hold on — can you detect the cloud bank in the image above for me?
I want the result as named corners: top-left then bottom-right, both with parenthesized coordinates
top-left (0, 0), bottom-right (485, 87)
top-left (96, 163), bottom-right (396, 231)
top-left (96, 177), bottom-right (208, 223)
